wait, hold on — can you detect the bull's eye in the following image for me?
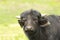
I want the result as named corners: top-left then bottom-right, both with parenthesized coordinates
top-left (33, 17), bottom-right (38, 21)
top-left (33, 19), bottom-right (37, 21)
top-left (33, 18), bottom-right (38, 23)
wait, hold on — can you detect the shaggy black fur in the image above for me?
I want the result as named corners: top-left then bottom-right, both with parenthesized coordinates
top-left (18, 9), bottom-right (60, 40)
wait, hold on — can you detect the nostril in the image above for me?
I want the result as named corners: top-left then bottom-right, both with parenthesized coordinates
top-left (27, 26), bottom-right (32, 29)
top-left (25, 26), bottom-right (32, 31)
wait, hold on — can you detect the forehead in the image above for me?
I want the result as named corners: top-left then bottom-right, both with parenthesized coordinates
top-left (21, 10), bottom-right (40, 18)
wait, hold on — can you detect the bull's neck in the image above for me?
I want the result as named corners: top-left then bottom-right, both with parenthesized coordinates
top-left (28, 27), bottom-right (47, 40)
top-left (28, 30), bottom-right (40, 40)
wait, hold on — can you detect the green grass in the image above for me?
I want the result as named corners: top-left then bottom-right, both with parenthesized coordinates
top-left (0, 24), bottom-right (28, 40)
top-left (0, 0), bottom-right (60, 40)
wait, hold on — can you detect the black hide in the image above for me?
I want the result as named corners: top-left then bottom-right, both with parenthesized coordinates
top-left (18, 9), bottom-right (60, 40)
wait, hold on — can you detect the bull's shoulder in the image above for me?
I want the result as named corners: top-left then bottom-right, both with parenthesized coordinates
top-left (46, 15), bottom-right (60, 22)
top-left (43, 15), bottom-right (60, 25)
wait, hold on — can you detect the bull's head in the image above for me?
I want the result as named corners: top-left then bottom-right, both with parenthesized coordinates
top-left (16, 9), bottom-right (50, 33)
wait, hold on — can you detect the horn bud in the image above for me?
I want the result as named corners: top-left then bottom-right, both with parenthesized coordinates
top-left (41, 14), bottom-right (46, 17)
top-left (16, 16), bottom-right (20, 19)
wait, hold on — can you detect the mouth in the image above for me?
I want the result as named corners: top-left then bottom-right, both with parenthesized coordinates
top-left (24, 30), bottom-right (36, 34)
top-left (25, 30), bottom-right (34, 32)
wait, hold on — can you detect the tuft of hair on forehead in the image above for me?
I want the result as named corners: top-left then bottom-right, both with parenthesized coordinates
top-left (20, 9), bottom-right (41, 18)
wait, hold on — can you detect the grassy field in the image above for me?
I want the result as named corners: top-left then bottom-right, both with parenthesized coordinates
top-left (0, 0), bottom-right (60, 40)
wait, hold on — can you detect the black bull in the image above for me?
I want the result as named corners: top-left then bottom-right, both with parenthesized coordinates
top-left (17, 9), bottom-right (60, 40)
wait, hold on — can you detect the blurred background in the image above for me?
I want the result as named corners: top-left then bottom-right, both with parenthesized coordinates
top-left (0, 0), bottom-right (60, 40)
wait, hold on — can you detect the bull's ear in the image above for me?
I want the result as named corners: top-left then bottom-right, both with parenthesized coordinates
top-left (16, 15), bottom-right (24, 27)
top-left (39, 17), bottom-right (50, 27)
top-left (18, 20), bottom-right (24, 27)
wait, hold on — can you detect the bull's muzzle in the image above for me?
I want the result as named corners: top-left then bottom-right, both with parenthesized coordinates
top-left (24, 26), bottom-right (33, 31)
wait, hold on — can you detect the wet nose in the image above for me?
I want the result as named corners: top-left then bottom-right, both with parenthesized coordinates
top-left (25, 26), bottom-right (32, 31)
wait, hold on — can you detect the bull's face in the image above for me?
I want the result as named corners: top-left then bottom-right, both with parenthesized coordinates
top-left (20, 15), bottom-right (39, 32)
top-left (17, 10), bottom-right (50, 33)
